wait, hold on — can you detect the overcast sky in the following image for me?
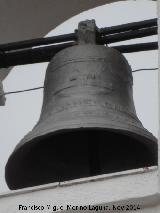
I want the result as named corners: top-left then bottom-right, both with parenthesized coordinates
top-left (0, 0), bottom-right (158, 192)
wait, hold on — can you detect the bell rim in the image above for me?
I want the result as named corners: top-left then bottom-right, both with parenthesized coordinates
top-left (15, 120), bottom-right (157, 147)
top-left (6, 122), bottom-right (157, 163)
top-left (5, 124), bottom-right (157, 190)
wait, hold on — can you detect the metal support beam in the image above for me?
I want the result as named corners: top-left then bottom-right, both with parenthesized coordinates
top-left (0, 42), bottom-right (157, 68)
top-left (0, 18), bottom-right (157, 51)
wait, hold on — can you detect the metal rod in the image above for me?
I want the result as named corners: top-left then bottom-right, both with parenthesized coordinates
top-left (0, 33), bottom-right (77, 51)
top-left (112, 42), bottom-right (158, 53)
top-left (99, 27), bottom-right (157, 44)
top-left (0, 42), bottom-right (75, 68)
top-left (99, 18), bottom-right (157, 35)
top-left (0, 18), bottom-right (157, 51)
top-left (0, 42), bottom-right (157, 68)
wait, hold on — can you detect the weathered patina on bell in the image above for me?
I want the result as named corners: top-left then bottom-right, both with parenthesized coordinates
top-left (5, 20), bottom-right (157, 190)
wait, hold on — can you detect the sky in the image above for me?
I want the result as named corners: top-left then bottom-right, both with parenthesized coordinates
top-left (0, 0), bottom-right (158, 192)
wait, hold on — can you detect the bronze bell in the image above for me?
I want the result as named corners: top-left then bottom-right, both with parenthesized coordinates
top-left (5, 21), bottom-right (157, 190)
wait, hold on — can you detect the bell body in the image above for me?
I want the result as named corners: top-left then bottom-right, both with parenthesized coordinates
top-left (5, 45), bottom-right (157, 189)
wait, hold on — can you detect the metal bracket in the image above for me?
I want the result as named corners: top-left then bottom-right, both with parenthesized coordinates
top-left (76, 20), bottom-right (99, 45)
top-left (0, 80), bottom-right (6, 106)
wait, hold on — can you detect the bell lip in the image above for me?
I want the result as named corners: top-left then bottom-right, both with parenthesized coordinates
top-left (13, 120), bottom-right (158, 149)
top-left (6, 125), bottom-right (158, 165)
top-left (5, 126), bottom-right (157, 190)
top-left (7, 123), bottom-right (158, 158)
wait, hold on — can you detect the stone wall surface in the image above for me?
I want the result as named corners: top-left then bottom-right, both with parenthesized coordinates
top-left (0, 168), bottom-right (159, 213)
